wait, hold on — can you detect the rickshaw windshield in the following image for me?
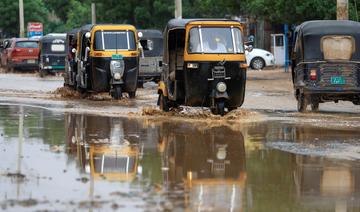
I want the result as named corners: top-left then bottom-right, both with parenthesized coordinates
top-left (188, 27), bottom-right (244, 54)
top-left (94, 30), bottom-right (136, 51)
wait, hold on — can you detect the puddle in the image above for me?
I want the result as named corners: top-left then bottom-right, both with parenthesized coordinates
top-left (0, 105), bottom-right (359, 211)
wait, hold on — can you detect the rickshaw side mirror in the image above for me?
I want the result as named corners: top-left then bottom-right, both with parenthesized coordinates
top-left (71, 48), bottom-right (77, 53)
top-left (246, 45), bottom-right (253, 52)
top-left (85, 32), bottom-right (91, 39)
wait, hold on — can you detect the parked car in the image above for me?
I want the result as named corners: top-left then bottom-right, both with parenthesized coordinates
top-left (1, 38), bottom-right (39, 72)
top-left (245, 45), bottom-right (275, 70)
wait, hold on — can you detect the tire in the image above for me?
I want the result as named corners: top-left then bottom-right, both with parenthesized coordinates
top-left (211, 100), bottom-right (225, 116)
top-left (39, 69), bottom-right (47, 78)
top-left (311, 100), bottom-right (319, 112)
top-left (250, 57), bottom-right (265, 70)
top-left (137, 81), bottom-right (144, 88)
top-left (128, 91), bottom-right (136, 99)
top-left (297, 93), bottom-right (308, 113)
top-left (112, 85), bottom-right (122, 100)
top-left (159, 93), bottom-right (169, 112)
top-left (217, 101), bottom-right (225, 116)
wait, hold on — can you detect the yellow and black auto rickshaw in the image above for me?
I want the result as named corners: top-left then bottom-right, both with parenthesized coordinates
top-left (65, 24), bottom-right (140, 99)
top-left (157, 19), bottom-right (249, 115)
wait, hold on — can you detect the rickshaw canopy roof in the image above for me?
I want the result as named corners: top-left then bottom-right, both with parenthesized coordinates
top-left (166, 19), bottom-right (242, 30)
top-left (300, 20), bottom-right (360, 37)
top-left (297, 20), bottom-right (360, 61)
top-left (40, 34), bottom-right (66, 43)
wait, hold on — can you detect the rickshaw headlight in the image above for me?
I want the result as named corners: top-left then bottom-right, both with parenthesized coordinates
top-left (187, 62), bottom-right (199, 69)
top-left (216, 82), bottom-right (227, 93)
top-left (114, 73), bottom-right (121, 80)
top-left (110, 60), bottom-right (125, 78)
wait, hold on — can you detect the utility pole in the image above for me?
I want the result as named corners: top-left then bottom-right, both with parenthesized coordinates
top-left (91, 3), bottom-right (96, 24)
top-left (175, 0), bottom-right (182, 19)
top-left (19, 0), bottom-right (25, 37)
top-left (337, 0), bottom-right (348, 20)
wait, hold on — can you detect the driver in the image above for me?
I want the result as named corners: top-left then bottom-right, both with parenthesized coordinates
top-left (203, 36), bottom-right (227, 53)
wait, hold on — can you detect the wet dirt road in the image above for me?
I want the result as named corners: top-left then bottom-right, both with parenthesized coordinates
top-left (0, 69), bottom-right (359, 211)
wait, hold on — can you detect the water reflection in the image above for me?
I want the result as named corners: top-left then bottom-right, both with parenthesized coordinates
top-left (294, 155), bottom-right (360, 211)
top-left (159, 123), bottom-right (246, 211)
top-left (1, 104), bottom-right (360, 211)
top-left (65, 114), bottom-right (142, 182)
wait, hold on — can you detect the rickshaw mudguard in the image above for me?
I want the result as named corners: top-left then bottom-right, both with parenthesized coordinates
top-left (158, 81), bottom-right (168, 97)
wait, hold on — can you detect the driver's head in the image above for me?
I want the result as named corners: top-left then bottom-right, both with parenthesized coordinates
top-left (209, 37), bottom-right (218, 50)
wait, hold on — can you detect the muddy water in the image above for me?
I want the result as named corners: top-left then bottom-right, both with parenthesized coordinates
top-left (0, 105), bottom-right (359, 212)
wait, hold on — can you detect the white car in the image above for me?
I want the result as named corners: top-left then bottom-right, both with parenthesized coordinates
top-left (245, 46), bottom-right (275, 70)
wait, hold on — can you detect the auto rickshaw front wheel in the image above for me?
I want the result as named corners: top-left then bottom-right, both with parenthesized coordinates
top-left (159, 93), bottom-right (169, 112)
top-left (39, 69), bottom-right (47, 78)
top-left (297, 93), bottom-right (308, 112)
top-left (128, 91), bottom-right (136, 99)
top-left (311, 101), bottom-right (319, 111)
top-left (211, 100), bottom-right (225, 116)
top-left (111, 85), bottom-right (122, 100)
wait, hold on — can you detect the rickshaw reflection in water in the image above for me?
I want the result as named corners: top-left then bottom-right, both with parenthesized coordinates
top-left (158, 19), bottom-right (250, 115)
top-left (64, 24), bottom-right (140, 99)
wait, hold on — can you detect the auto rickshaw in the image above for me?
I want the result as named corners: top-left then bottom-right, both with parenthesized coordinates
top-left (138, 29), bottom-right (163, 87)
top-left (291, 20), bottom-right (360, 112)
top-left (38, 33), bottom-right (66, 77)
top-left (67, 24), bottom-right (140, 99)
top-left (157, 19), bottom-right (249, 115)
top-left (64, 28), bottom-right (80, 88)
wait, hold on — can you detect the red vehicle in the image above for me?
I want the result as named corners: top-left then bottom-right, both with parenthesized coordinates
top-left (1, 38), bottom-right (40, 72)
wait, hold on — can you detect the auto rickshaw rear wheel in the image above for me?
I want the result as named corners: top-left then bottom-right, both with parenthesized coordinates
top-left (159, 93), bottom-right (169, 112)
top-left (112, 85), bottom-right (122, 100)
top-left (297, 93), bottom-right (308, 112)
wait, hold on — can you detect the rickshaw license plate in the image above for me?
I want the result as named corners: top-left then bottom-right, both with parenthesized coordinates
top-left (330, 76), bottom-right (345, 85)
top-left (27, 59), bottom-right (35, 64)
top-left (212, 66), bottom-right (226, 79)
top-left (112, 54), bottom-right (123, 60)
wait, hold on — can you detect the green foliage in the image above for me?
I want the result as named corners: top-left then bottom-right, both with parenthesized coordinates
top-left (0, 0), bottom-right (360, 37)
top-left (0, 0), bottom-right (49, 37)
top-left (65, 0), bottom-right (91, 29)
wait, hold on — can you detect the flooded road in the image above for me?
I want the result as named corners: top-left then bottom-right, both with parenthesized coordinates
top-left (1, 104), bottom-right (359, 211)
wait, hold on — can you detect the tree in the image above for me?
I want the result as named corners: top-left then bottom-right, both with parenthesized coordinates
top-left (0, 0), bottom-right (49, 37)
